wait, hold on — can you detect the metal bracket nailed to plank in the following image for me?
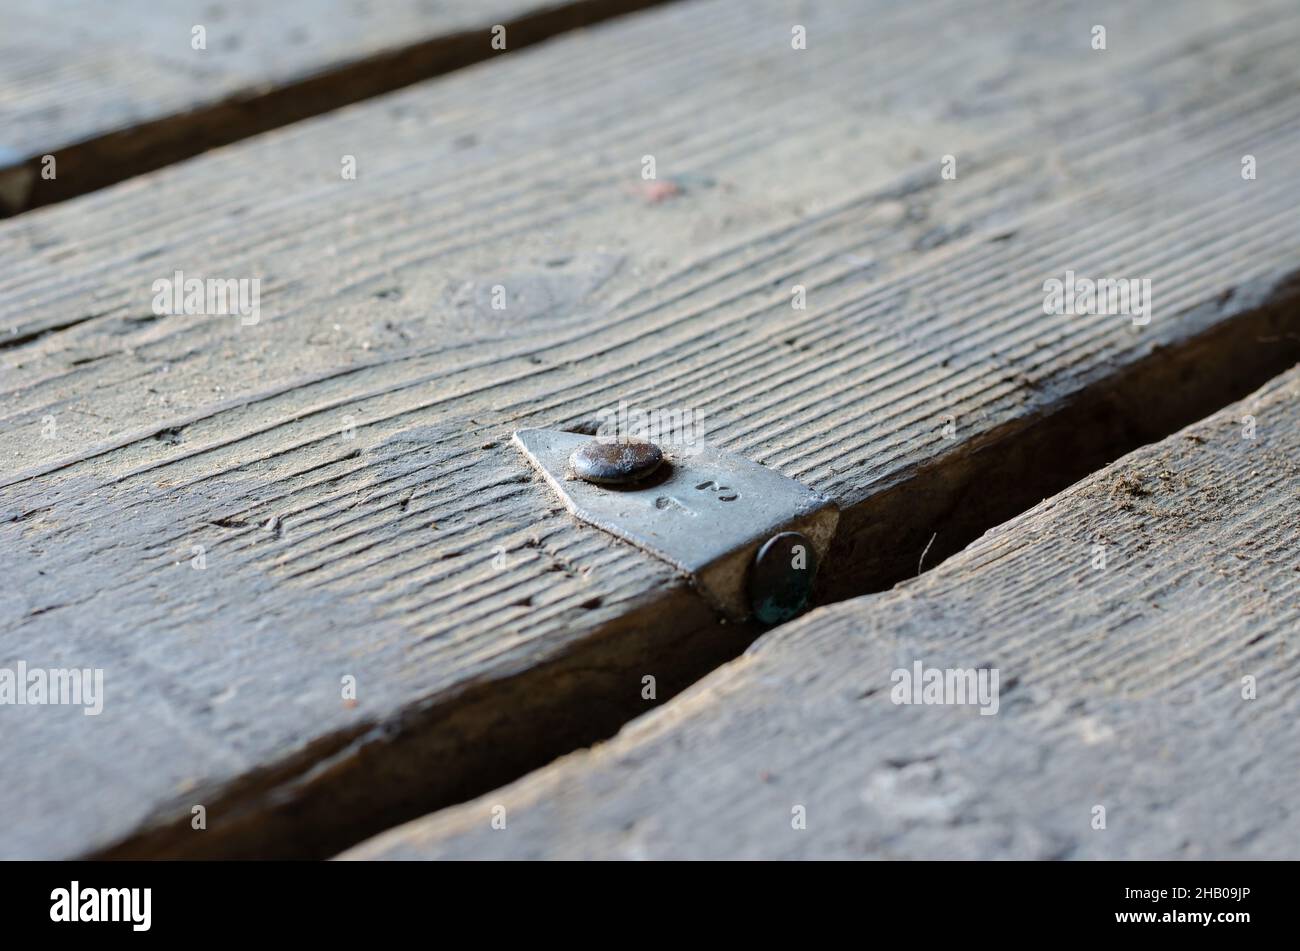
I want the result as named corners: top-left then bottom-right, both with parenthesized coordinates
top-left (513, 428), bottom-right (839, 622)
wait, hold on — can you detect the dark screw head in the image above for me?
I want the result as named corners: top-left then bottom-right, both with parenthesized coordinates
top-left (750, 531), bottom-right (818, 625)
top-left (570, 439), bottom-right (664, 485)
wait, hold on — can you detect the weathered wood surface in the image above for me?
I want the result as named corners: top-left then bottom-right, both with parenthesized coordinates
top-left (2, 0), bottom-right (1300, 859)
top-left (346, 366), bottom-right (1300, 860)
top-left (0, 0), bottom-right (663, 214)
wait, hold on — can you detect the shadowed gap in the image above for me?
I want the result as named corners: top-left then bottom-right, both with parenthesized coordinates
top-left (0, 0), bottom-right (678, 218)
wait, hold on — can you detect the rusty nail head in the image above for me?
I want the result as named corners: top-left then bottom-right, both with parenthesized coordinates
top-left (570, 438), bottom-right (664, 486)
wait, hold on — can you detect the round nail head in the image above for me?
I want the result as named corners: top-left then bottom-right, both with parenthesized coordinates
top-left (570, 439), bottom-right (663, 485)
top-left (750, 531), bottom-right (817, 625)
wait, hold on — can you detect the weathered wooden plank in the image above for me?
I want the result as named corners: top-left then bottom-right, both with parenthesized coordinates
top-left (345, 365), bottom-right (1300, 859)
top-left (2, 0), bottom-right (1300, 859)
top-left (0, 0), bottom-right (667, 214)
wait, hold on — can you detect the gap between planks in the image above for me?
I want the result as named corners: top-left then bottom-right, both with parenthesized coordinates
top-left (0, 0), bottom-right (677, 218)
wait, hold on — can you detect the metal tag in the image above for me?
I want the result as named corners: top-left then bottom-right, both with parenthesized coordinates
top-left (513, 428), bottom-right (839, 620)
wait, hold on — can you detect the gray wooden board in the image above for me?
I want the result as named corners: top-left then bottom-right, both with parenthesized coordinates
top-left (0, 0), bottom-right (650, 213)
top-left (345, 365), bottom-right (1300, 859)
top-left (2, 0), bottom-right (1300, 857)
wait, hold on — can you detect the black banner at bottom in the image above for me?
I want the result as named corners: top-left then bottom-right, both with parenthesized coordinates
top-left (0, 859), bottom-right (1281, 939)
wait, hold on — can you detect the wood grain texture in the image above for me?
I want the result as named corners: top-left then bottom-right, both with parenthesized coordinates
top-left (2, 0), bottom-right (1300, 858)
top-left (0, 0), bottom-right (669, 214)
top-left (345, 365), bottom-right (1300, 860)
